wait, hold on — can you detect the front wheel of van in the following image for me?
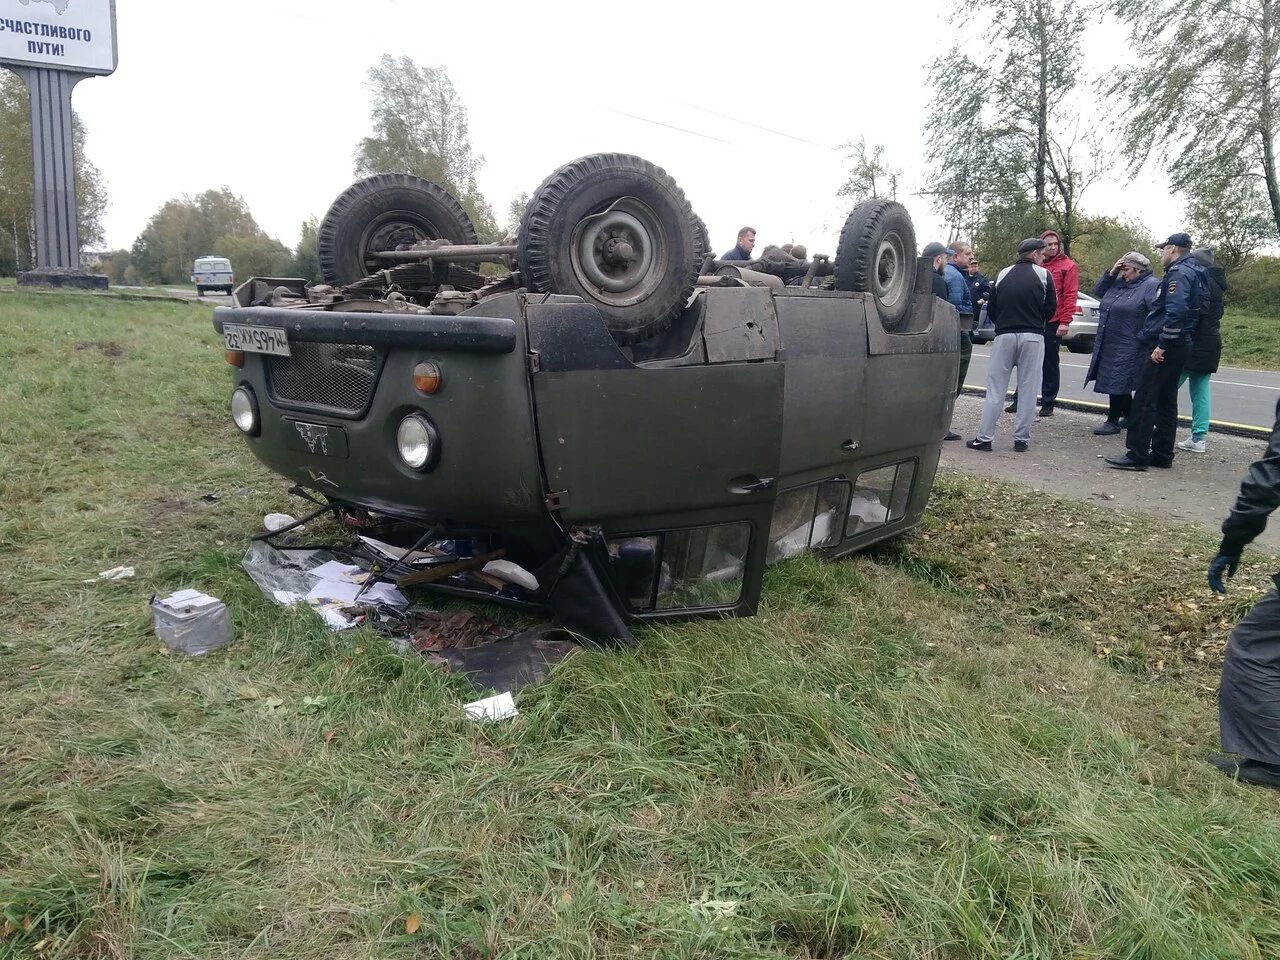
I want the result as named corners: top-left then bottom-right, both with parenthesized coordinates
top-left (833, 200), bottom-right (918, 331)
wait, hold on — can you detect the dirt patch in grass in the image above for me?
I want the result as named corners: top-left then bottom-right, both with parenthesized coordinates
top-left (74, 340), bottom-right (127, 358)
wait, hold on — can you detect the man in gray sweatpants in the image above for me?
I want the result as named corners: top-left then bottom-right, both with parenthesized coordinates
top-left (967, 238), bottom-right (1058, 453)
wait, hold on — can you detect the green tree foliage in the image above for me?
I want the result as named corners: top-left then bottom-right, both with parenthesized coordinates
top-left (0, 71), bottom-right (106, 275)
top-left (837, 138), bottom-right (901, 205)
top-left (95, 248), bottom-right (132, 284)
top-left (506, 191), bottom-right (529, 237)
top-left (286, 217), bottom-right (321, 282)
top-left (1183, 176), bottom-right (1274, 274)
top-left (1067, 215), bottom-right (1155, 285)
top-left (130, 188), bottom-right (287, 283)
top-left (924, 0), bottom-right (1101, 251)
top-left (1107, 0), bottom-right (1280, 241)
top-left (355, 55), bottom-right (500, 242)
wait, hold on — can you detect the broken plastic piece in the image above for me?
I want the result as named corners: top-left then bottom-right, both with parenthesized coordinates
top-left (482, 559), bottom-right (539, 592)
top-left (264, 513), bottom-right (298, 532)
top-left (85, 565), bottom-right (135, 583)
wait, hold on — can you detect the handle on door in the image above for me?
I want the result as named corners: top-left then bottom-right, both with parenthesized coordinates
top-left (729, 474), bottom-right (775, 495)
top-left (842, 439), bottom-right (860, 453)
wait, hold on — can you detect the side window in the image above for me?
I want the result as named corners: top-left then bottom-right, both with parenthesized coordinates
top-left (847, 460), bottom-right (916, 537)
top-left (605, 522), bottom-right (752, 612)
top-left (767, 479), bottom-right (849, 564)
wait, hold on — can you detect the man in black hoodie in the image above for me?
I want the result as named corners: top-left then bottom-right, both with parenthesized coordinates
top-left (966, 238), bottom-right (1057, 452)
top-left (1176, 247), bottom-right (1229, 453)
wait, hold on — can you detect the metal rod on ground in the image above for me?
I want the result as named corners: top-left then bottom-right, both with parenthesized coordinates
top-left (250, 502), bottom-right (338, 542)
top-left (372, 245), bottom-right (518, 262)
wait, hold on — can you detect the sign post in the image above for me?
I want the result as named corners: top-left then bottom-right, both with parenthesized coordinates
top-left (0, 0), bottom-right (116, 287)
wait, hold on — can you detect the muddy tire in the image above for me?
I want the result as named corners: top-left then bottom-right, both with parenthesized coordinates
top-left (834, 200), bottom-right (917, 331)
top-left (317, 173), bottom-right (478, 286)
top-left (518, 153), bottom-right (700, 344)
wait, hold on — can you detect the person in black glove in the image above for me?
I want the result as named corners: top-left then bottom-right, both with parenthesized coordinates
top-left (1207, 396), bottom-right (1280, 788)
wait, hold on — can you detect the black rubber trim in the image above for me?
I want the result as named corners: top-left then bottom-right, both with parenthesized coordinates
top-left (212, 306), bottom-right (517, 354)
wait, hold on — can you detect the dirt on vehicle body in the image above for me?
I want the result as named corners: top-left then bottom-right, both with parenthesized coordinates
top-left (213, 154), bottom-right (959, 641)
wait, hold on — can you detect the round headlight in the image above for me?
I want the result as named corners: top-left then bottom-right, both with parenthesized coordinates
top-left (396, 414), bottom-right (436, 471)
top-left (231, 386), bottom-right (258, 435)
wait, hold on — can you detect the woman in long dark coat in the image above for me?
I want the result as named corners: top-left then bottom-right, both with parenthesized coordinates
top-left (1084, 251), bottom-right (1161, 435)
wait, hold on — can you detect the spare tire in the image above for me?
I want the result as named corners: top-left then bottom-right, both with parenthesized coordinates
top-left (834, 200), bottom-right (917, 330)
top-left (518, 153), bottom-right (700, 344)
top-left (317, 173), bottom-right (478, 286)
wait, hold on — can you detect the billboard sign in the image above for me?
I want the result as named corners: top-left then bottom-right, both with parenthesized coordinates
top-left (0, 0), bottom-right (116, 75)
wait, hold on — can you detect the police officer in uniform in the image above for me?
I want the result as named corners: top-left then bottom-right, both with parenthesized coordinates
top-left (1105, 232), bottom-right (1206, 471)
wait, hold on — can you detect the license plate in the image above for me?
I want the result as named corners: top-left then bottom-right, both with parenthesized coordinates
top-left (283, 419), bottom-right (349, 459)
top-left (223, 323), bottom-right (290, 356)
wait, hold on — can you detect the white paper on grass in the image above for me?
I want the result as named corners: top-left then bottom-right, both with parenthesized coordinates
top-left (156, 588), bottom-right (222, 611)
top-left (316, 606), bottom-right (356, 630)
top-left (272, 590), bottom-right (306, 606)
top-left (306, 578), bottom-right (408, 607)
top-left (463, 691), bottom-right (519, 722)
top-left (307, 560), bottom-right (364, 581)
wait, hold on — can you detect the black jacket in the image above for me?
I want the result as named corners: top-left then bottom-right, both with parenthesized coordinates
top-left (988, 257), bottom-right (1057, 335)
top-left (1186, 263), bottom-right (1228, 374)
top-left (1220, 397), bottom-right (1280, 583)
top-left (931, 268), bottom-right (948, 301)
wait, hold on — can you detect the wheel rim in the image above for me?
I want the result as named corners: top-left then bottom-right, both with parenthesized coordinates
top-left (358, 210), bottom-right (445, 275)
top-left (570, 197), bottom-right (666, 307)
top-left (873, 231), bottom-right (909, 310)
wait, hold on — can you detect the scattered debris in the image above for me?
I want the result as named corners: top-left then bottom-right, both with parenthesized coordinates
top-left (151, 589), bottom-right (232, 656)
top-left (482, 559), bottom-right (539, 592)
top-left (263, 513), bottom-right (298, 532)
top-left (85, 565), bottom-right (134, 583)
top-left (410, 610), bottom-right (510, 652)
top-left (463, 691), bottom-right (519, 722)
top-left (199, 493), bottom-right (220, 503)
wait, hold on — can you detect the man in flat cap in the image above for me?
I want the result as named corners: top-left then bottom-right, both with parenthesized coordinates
top-left (967, 237), bottom-right (1057, 452)
top-left (1106, 232), bottom-right (1208, 471)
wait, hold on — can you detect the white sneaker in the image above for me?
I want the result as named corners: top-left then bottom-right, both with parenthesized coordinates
top-left (1177, 436), bottom-right (1206, 453)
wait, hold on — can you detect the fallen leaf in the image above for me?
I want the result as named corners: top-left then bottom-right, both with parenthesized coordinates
top-left (559, 891), bottom-right (573, 904)
top-left (405, 914), bottom-right (421, 934)
top-left (323, 728), bottom-right (339, 743)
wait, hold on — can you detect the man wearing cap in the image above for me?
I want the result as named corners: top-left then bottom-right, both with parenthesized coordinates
top-left (967, 237), bottom-right (1057, 453)
top-left (1006, 229), bottom-right (1078, 417)
top-left (1106, 232), bottom-right (1207, 471)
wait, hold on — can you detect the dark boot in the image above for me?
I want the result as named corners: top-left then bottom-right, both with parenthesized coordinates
top-left (1209, 754), bottom-right (1280, 790)
top-left (1093, 420), bottom-right (1121, 436)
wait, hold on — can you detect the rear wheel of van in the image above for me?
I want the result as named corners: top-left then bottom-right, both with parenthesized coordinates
top-left (317, 173), bottom-right (479, 286)
top-left (834, 200), bottom-right (917, 331)
top-left (195, 286), bottom-right (204, 297)
top-left (517, 153), bottom-right (700, 345)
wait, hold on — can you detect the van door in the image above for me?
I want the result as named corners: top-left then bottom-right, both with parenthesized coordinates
top-left (527, 300), bottom-right (784, 619)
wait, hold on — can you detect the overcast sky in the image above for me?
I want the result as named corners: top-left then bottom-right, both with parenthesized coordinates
top-left (62, 0), bottom-right (1180, 261)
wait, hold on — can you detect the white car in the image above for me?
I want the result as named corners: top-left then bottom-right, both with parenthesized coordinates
top-left (972, 291), bottom-right (1099, 354)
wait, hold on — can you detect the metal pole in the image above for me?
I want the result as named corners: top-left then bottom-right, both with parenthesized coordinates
top-left (16, 66), bottom-right (87, 271)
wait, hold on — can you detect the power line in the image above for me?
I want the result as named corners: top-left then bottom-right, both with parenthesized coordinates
top-left (680, 102), bottom-right (840, 151)
top-left (602, 107), bottom-right (735, 145)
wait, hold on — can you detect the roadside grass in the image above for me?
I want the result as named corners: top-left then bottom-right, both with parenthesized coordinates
top-left (1221, 308), bottom-right (1280, 371)
top-left (3, 289), bottom-right (1280, 958)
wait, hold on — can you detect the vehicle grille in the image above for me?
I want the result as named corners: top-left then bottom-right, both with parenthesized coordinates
top-left (266, 342), bottom-right (381, 417)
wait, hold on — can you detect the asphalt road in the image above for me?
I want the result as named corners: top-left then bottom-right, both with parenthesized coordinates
top-left (968, 345), bottom-right (1280, 432)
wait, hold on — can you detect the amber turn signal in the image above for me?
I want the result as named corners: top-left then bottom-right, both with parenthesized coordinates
top-left (225, 350), bottom-right (245, 367)
top-left (413, 361), bottom-right (442, 394)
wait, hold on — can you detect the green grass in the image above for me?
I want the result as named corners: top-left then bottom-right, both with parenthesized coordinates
top-left (3, 289), bottom-right (1280, 958)
top-left (1220, 308), bottom-right (1280, 371)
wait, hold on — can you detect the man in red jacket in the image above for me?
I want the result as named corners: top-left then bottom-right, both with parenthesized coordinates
top-left (1006, 229), bottom-right (1079, 416)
